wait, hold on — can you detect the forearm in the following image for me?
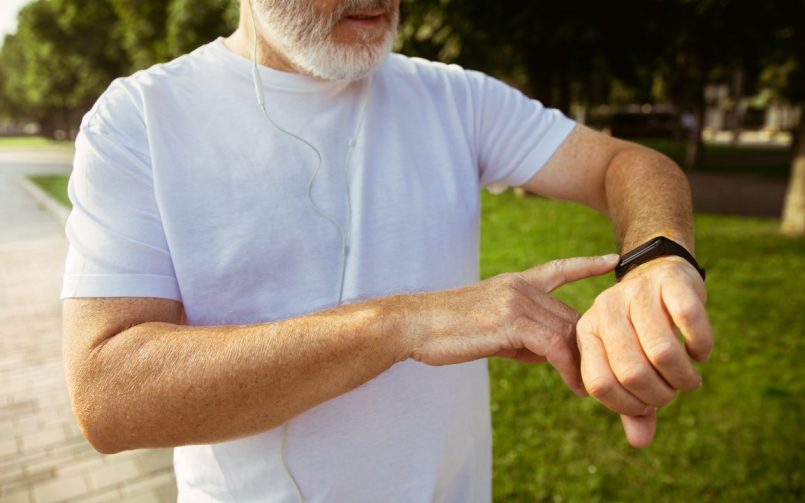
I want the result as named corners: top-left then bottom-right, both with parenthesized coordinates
top-left (604, 145), bottom-right (695, 252)
top-left (67, 255), bottom-right (624, 453)
top-left (72, 297), bottom-right (407, 453)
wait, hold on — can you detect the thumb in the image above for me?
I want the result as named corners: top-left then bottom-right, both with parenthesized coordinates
top-left (523, 254), bottom-right (619, 292)
top-left (620, 412), bottom-right (657, 449)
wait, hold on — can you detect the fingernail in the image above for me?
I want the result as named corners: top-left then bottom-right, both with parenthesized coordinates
top-left (601, 253), bottom-right (619, 263)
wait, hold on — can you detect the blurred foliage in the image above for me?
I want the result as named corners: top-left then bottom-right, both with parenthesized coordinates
top-left (166, 0), bottom-right (239, 58)
top-left (106, 0), bottom-right (239, 70)
top-left (398, 0), bottom-right (803, 111)
top-left (107, 0), bottom-right (171, 70)
top-left (0, 0), bottom-right (239, 136)
top-left (0, 0), bottom-right (803, 138)
top-left (0, 0), bottom-right (126, 136)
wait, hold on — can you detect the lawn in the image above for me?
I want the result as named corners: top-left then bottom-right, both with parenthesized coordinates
top-left (482, 191), bottom-right (803, 502)
top-left (0, 136), bottom-right (74, 149)
top-left (29, 175), bottom-right (70, 208)
top-left (30, 174), bottom-right (804, 502)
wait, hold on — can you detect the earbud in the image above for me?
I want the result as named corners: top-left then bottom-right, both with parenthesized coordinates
top-left (252, 65), bottom-right (265, 107)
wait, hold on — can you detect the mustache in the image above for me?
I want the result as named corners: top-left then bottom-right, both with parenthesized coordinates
top-left (332, 0), bottom-right (394, 21)
top-left (263, 0), bottom-right (397, 47)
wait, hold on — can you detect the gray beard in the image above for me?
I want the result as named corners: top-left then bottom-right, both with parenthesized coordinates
top-left (253, 0), bottom-right (398, 81)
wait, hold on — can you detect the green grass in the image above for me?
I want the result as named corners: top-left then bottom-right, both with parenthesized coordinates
top-left (29, 174), bottom-right (70, 208)
top-left (481, 191), bottom-right (804, 502)
top-left (0, 136), bottom-right (73, 149)
top-left (30, 176), bottom-right (805, 501)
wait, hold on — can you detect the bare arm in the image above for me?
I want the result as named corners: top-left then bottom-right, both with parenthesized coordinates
top-left (63, 296), bottom-right (404, 454)
top-left (523, 124), bottom-right (695, 250)
top-left (63, 256), bottom-right (617, 454)
top-left (523, 124), bottom-right (712, 448)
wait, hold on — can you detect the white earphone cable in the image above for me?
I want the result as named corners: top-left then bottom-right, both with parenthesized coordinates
top-left (247, 3), bottom-right (373, 501)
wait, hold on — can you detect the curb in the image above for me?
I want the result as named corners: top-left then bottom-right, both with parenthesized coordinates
top-left (16, 174), bottom-right (70, 227)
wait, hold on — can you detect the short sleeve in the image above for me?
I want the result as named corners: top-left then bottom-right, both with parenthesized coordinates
top-left (467, 71), bottom-right (577, 187)
top-left (61, 80), bottom-right (181, 301)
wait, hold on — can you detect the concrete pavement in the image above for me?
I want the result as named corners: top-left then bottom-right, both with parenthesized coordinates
top-left (0, 148), bottom-right (177, 503)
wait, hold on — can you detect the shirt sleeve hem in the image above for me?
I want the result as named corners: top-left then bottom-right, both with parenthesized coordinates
top-left (61, 274), bottom-right (182, 301)
top-left (506, 117), bottom-right (578, 187)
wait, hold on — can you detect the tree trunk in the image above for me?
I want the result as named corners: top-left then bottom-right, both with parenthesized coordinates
top-left (731, 66), bottom-right (745, 146)
top-left (557, 57), bottom-right (571, 116)
top-left (39, 116), bottom-right (56, 140)
top-left (685, 89), bottom-right (707, 170)
top-left (781, 110), bottom-right (805, 236)
top-left (526, 56), bottom-right (555, 108)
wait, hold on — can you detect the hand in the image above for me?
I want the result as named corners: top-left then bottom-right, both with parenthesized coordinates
top-left (576, 256), bottom-right (713, 448)
top-left (403, 255), bottom-right (619, 396)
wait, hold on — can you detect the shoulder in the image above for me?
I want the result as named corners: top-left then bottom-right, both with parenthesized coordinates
top-left (383, 53), bottom-right (466, 78)
top-left (380, 53), bottom-right (490, 88)
top-left (376, 53), bottom-right (493, 108)
top-left (81, 40), bottom-right (218, 132)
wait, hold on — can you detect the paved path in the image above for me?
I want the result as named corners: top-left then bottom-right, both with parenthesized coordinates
top-left (688, 172), bottom-right (788, 218)
top-left (0, 149), bottom-right (177, 503)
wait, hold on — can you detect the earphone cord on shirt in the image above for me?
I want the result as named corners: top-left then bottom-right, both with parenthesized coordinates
top-left (248, 2), bottom-right (373, 501)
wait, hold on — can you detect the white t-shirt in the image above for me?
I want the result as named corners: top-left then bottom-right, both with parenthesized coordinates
top-left (62, 38), bottom-right (576, 502)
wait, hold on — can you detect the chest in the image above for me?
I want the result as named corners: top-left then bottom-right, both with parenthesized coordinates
top-left (147, 89), bottom-right (481, 323)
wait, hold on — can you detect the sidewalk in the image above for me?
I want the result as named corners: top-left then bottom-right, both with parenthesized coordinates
top-left (0, 149), bottom-right (177, 503)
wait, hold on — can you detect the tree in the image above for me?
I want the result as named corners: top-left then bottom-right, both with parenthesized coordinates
top-left (782, 124), bottom-right (805, 236)
top-left (0, 33), bottom-right (32, 123)
top-left (166, 0), bottom-right (239, 58)
top-left (0, 0), bottom-right (240, 137)
top-left (399, 0), bottom-right (623, 114)
top-left (769, 2), bottom-right (805, 236)
top-left (0, 0), bottom-right (127, 138)
top-left (107, 0), bottom-right (170, 70)
top-left (108, 0), bottom-right (239, 69)
top-left (397, 0), bottom-right (738, 124)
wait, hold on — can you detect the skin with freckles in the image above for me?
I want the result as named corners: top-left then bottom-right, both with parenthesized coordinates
top-left (63, 0), bottom-right (712, 454)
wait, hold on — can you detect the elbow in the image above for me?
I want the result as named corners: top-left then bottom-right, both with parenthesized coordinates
top-left (71, 397), bottom-right (127, 455)
top-left (85, 425), bottom-right (126, 455)
top-left (68, 378), bottom-right (129, 455)
top-left (86, 434), bottom-right (125, 456)
top-left (65, 338), bottom-right (133, 454)
top-left (622, 142), bottom-right (686, 176)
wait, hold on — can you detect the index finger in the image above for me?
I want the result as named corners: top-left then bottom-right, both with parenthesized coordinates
top-left (521, 254), bottom-right (619, 293)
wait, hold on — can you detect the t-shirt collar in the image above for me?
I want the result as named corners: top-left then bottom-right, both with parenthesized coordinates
top-left (207, 37), bottom-right (356, 93)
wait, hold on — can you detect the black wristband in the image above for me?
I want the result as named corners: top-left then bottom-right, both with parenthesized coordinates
top-left (615, 236), bottom-right (705, 282)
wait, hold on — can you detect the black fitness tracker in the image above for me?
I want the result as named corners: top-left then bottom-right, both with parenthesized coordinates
top-left (615, 236), bottom-right (706, 282)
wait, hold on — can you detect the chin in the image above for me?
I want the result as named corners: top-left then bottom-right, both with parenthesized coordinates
top-left (291, 38), bottom-right (394, 82)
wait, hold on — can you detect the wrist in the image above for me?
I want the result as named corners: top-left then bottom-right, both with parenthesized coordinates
top-left (616, 236), bottom-right (705, 282)
top-left (622, 231), bottom-right (695, 256)
top-left (619, 254), bottom-right (698, 281)
top-left (375, 294), bottom-right (418, 364)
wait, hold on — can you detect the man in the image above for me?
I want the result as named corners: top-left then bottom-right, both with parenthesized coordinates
top-left (62, 0), bottom-right (712, 501)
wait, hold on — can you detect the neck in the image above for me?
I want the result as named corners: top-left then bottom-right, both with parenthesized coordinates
top-left (223, 0), bottom-right (299, 74)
